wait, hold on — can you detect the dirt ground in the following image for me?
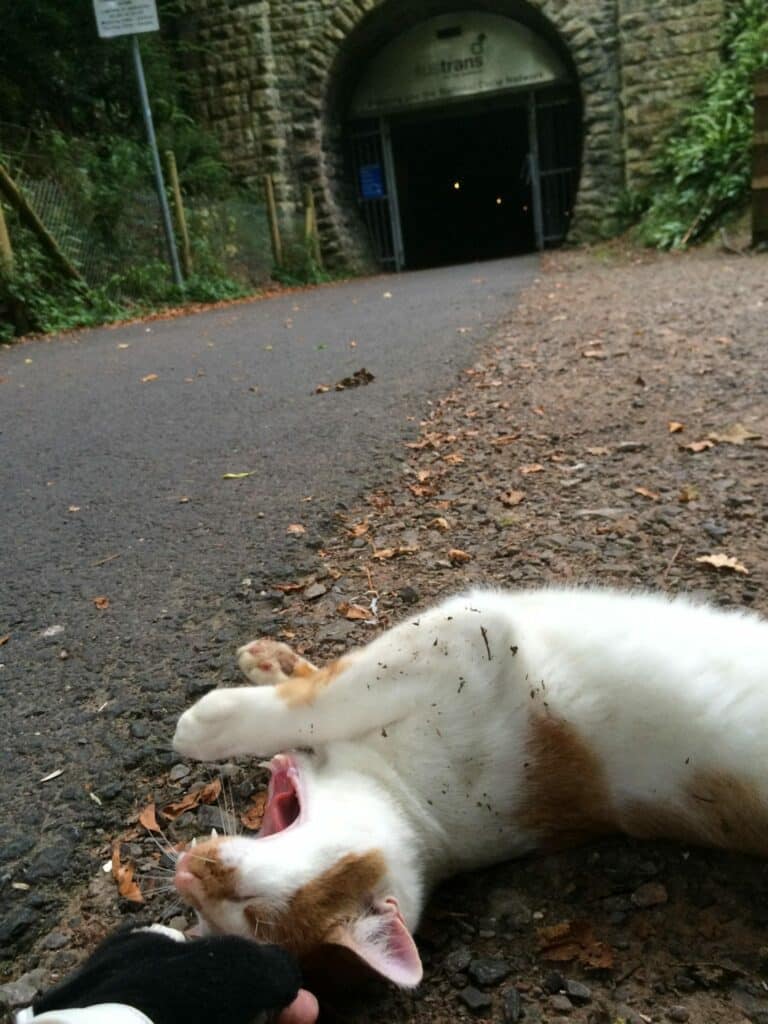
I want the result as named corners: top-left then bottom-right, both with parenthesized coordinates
top-left (6, 245), bottom-right (768, 1024)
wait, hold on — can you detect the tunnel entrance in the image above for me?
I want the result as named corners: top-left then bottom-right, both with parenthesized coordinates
top-left (345, 10), bottom-right (581, 270)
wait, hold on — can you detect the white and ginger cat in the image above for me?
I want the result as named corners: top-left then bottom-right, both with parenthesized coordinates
top-left (172, 587), bottom-right (768, 987)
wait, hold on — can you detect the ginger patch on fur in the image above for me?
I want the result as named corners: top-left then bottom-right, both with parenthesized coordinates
top-left (276, 657), bottom-right (349, 708)
top-left (518, 713), bottom-right (616, 848)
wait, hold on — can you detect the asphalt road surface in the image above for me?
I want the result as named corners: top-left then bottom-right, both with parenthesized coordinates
top-left (0, 256), bottom-right (536, 963)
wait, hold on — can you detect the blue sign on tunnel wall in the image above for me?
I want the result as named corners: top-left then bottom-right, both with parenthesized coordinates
top-left (359, 162), bottom-right (385, 199)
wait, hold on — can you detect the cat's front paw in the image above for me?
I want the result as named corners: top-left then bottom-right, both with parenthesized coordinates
top-left (236, 638), bottom-right (316, 685)
top-left (173, 689), bottom-right (244, 761)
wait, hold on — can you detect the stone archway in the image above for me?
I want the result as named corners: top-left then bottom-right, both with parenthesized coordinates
top-left (289, 0), bottom-right (623, 269)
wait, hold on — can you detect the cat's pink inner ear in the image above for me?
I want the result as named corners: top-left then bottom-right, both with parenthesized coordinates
top-left (330, 897), bottom-right (423, 988)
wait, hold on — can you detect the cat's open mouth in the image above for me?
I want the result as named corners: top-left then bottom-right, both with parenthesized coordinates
top-left (258, 753), bottom-right (303, 837)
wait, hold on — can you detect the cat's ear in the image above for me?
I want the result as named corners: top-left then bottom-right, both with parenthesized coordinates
top-left (329, 896), bottom-right (423, 988)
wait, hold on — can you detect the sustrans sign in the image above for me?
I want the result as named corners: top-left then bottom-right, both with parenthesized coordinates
top-left (93, 0), bottom-right (159, 39)
top-left (350, 12), bottom-right (568, 117)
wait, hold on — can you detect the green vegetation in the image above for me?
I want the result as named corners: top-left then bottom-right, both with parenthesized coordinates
top-left (633, 0), bottom-right (768, 248)
top-left (0, 1), bottom-right (261, 339)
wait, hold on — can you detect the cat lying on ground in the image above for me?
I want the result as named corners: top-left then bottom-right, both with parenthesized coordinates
top-left (172, 586), bottom-right (768, 988)
top-left (19, 924), bottom-right (317, 1024)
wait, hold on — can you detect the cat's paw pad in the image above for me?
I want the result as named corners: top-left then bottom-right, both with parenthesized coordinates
top-left (173, 689), bottom-right (242, 761)
top-left (236, 638), bottom-right (316, 685)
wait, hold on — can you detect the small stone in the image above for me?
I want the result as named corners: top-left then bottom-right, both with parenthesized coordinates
top-left (543, 970), bottom-right (566, 994)
top-left (565, 979), bottom-right (592, 1004)
top-left (130, 721), bottom-right (149, 739)
top-left (0, 969), bottom-right (47, 1008)
top-left (167, 915), bottom-right (190, 932)
top-left (41, 929), bottom-right (70, 950)
top-left (666, 1007), bottom-right (690, 1022)
top-left (196, 804), bottom-right (238, 835)
top-left (398, 585), bottom-right (420, 604)
top-left (168, 764), bottom-right (191, 782)
top-left (443, 945), bottom-right (472, 974)
top-left (468, 958), bottom-right (510, 986)
top-left (458, 986), bottom-right (493, 1012)
top-left (631, 881), bottom-right (668, 908)
top-left (501, 987), bottom-right (524, 1022)
top-left (304, 582), bottom-right (327, 600)
top-left (549, 993), bottom-right (573, 1013)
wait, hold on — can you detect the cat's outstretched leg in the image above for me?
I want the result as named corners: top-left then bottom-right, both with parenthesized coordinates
top-left (236, 638), bottom-right (318, 685)
top-left (174, 600), bottom-right (501, 761)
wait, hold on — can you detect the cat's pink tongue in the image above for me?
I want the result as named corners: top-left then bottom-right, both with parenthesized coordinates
top-left (278, 987), bottom-right (319, 1024)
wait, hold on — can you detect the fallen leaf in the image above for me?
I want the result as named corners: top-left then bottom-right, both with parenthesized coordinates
top-left (286, 523), bottom-right (306, 535)
top-left (372, 545), bottom-right (418, 560)
top-left (68, 505), bottom-right (80, 513)
top-left (241, 791), bottom-right (267, 831)
top-left (678, 484), bottom-right (699, 503)
top-left (337, 602), bottom-right (369, 620)
top-left (448, 548), bottom-right (472, 564)
top-left (490, 435), bottom-right (520, 447)
top-left (537, 919), bottom-right (614, 971)
top-left (314, 384), bottom-right (331, 394)
top-left (708, 422), bottom-right (761, 446)
top-left (335, 368), bottom-right (374, 390)
top-left (585, 446), bottom-right (611, 456)
top-left (443, 453), bottom-right (465, 465)
top-left (139, 803), bottom-right (161, 833)
top-left (633, 486), bottom-right (660, 501)
top-left (39, 768), bottom-right (64, 783)
top-left (178, 496), bottom-right (190, 503)
top-left (274, 580), bottom-right (308, 593)
top-left (112, 841), bottom-right (144, 904)
top-left (162, 779), bottom-right (222, 820)
top-left (681, 440), bottom-right (714, 454)
top-left (695, 553), bottom-right (749, 574)
top-left (382, 291), bottom-right (392, 299)
top-left (430, 516), bottom-right (451, 531)
top-left (348, 520), bottom-right (370, 537)
top-left (0, 634), bottom-right (9, 646)
top-left (117, 343), bottom-right (130, 349)
top-left (500, 490), bottom-right (525, 507)
top-left (141, 373), bottom-right (158, 383)
top-left (93, 595), bottom-right (110, 610)
top-left (668, 421), bottom-right (685, 433)
top-left (582, 348), bottom-right (607, 359)
top-left (519, 463), bottom-right (544, 475)
top-left (222, 471), bottom-right (254, 479)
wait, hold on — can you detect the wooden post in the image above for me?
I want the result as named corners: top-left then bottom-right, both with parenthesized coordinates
top-left (0, 163), bottom-right (83, 283)
top-left (0, 201), bottom-right (13, 274)
top-left (164, 150), bottom-right (192, 278)
top-left (303, 185), bottom-right (323, 269)
top-left (753, 69), bottom-right (768, 247)
top-left (264, 174), bottom-right (283, 268)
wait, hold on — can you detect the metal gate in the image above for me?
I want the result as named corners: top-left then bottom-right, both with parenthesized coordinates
top-left (348, 92), bottom-right (578, 268)
top-left (348, 119), bottom-right (404, 270)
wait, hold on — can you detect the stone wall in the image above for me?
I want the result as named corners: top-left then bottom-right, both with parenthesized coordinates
top-left (187, 0), bottom-right (725, 262)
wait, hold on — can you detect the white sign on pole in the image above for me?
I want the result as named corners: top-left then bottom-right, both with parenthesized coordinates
top-left (93, 0), bottom-right (159, 39)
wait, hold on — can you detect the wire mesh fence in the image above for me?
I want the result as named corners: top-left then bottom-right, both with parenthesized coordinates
top-left (0, 125), bottom-right (275, 293)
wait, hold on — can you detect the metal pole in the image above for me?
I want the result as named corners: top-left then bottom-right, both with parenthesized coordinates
top-left (380, 118), bottom-right (405, 271)
top-left (527, 92), bottom-right (545, 252)
top-left (131, 34), bottom-right (183, 287)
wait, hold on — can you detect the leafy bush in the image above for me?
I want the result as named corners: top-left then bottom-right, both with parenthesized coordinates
top-left (635, 0), bottom-right (768, 248)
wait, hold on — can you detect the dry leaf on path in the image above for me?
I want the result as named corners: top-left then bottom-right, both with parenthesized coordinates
top-left (678, 484), bottom-right (699, 503)
top-left (429, 516), bottom-right (451, 531)
top-left (372, 546), bottom-right (418, 560)
top-left (112, 841), bottom-right (144, 904)
top-left (337, 602), bottom-right (369, 620)
top-left (500, 490), bottom-right (525, 507)
top-left (708, 422), bottom-right (761, 446)
top-left (93, 596), bottom-right (110, 610)
top-left (0, 635), bottom-right (9, 646)
top-left (138, 803), bottom-right (160, 833)
top-left (162, 779), bottom-right (223, 820)
top-left (585, 446), bottom-right (611, 456)
top-left (286, 523), bottom-right (306, 535)
top-left (222, 471), bottom-right (254, 480)
top-left (519, 463), bottom-right (544, 475)
top-left (681, 440), bottom-right (714, 454)
top-left (582, 348), bottom-right (607, 359)
top-left (633, 486), bottom-right (660, 501)
top-left (490, 435), bottom-right (519, 447)
top-left (668, 421), bottom-right (685, 433)
top-left (448, 548), bottom-right (472, 564)
top-left (141, 374), bottom-right (158, 383)
top-left (537, 919), bottom-right (614, 971)
top-left (695, 553), bottom-right (749, 575)
top-left (241, 791), bottom-right (267, 831)
top-left (348, 520), bottom-right (370, 537)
